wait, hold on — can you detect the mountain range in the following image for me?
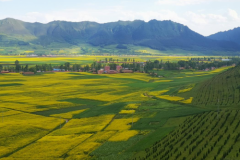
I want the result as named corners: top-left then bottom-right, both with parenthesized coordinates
top-left (208, 27), bottom-right (240, 45)
top-left (0, 18), bottom-right (240, 54)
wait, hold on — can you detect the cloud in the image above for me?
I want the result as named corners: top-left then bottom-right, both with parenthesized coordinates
top-left (184, 10), bottom-right (240, 36)
top-left (186, 12), bottom-right (227, 25)
top-left (156, 0), bottom-right (231, 6)
top-left (21, 8), bottom-right (187, 25)
top-left (228, 9), bottom-right (240, 21)
top-left (157, 0), bottom-right (206, 6)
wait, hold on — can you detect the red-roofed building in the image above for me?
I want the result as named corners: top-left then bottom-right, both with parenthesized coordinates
top-left (104, 66), bottom-right (110, 72)
top-left (116, 66), bottom-right (122, 72)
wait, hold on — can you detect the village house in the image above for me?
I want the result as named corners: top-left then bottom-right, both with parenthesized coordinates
top-left (116, 65), bottom-right (122, 72)
top-left (104, 66), bottom-right (110, 72)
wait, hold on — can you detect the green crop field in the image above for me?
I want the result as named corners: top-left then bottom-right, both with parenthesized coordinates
top-left (133, 109), bottom-right (240, 160)
top-left (193, 65), bottom-right (240, 108)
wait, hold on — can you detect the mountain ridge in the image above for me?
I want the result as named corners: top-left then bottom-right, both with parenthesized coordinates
top-left (1, 18), bottom-right (240, 54)
top-left (208, 27), bottom-right (240, 45)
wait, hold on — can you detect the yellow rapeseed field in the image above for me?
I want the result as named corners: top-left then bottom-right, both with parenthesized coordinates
top-left (105, 118), bottom-right (140, 131)
top-left (68, 141), bottom-right (101, 155)
top-left (178, 88), bottom-right (193, 93)
top-left (181, 97), bottom-right (193, 104)
top-left (157, 95), bottom-right (185, 101)
top-left (24, 51), bottom-right (34, 54)
top-left (86, 131), bottom-right (116, 143)
top-left (125, 103), bottom-right (140, 109)
top-left (10, 134), bottom-right (92, 159)
top-left (149, 90), bottom-right (169, 96)
top-left (108, 130), bottom-right (139, 141)
top-left (0, 110), bottom-right (64, 157)
top-left (50, 114), bottom-right (114, 135)
top-left (119, 110), bottom-right (136, 114)
top-left (50, 109), bottom-right (88, 119)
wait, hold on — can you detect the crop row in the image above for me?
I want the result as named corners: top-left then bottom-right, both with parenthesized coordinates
top-left (133, 110), bottom-right (240, 160)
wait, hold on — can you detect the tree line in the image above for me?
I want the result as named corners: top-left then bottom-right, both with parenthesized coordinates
top-left (1, 58), bottom-right (240, 73)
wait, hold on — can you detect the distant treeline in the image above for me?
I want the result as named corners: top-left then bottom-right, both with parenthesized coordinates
top-left (144, 59), bottom-right (239, 71)
top-left (1, 58), bottom-right (240, 73)
top-left (0, 60), bottom-right (91, 73)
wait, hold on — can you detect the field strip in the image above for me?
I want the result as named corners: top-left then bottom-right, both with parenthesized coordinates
top-left (60, 115), bottom-right (118, 159)
top-left (60, 134), bottom-right (95, 159)
top-left (0, 120), bottom-right (66, 158)
top-left (101, 114), bottom-right (118, 131)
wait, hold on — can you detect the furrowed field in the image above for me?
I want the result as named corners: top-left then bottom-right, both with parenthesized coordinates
top-left (0, 56), bottom-right (238, 160)
top-left (133, 110), bottom-right (240, 160)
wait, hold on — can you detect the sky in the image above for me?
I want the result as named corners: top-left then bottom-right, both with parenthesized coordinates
top-left (0, 0), bottom-right (240, 36)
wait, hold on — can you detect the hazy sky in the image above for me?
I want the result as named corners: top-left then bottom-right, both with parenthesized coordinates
top-left (0, 0), bottom-right (240, 36)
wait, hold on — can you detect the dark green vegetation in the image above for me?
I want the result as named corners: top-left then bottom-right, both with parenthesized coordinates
top-left (193, 65), bottom-right (240, 107)
top-left (208, 27), bottom-right (240, 45)
top-left (90, 102), bottom-right (209, 160)
top-left (1, 18), bottom-right (240, 55)
top-left (133, 110), bottom-right (240, 160)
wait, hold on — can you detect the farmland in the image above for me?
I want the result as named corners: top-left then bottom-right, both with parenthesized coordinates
top-left (133, 109), bottom-right (240, 160)
top-left (192, 65), bottom-right (240, 107)
top-left (0, 56), bottom-right (239, 160)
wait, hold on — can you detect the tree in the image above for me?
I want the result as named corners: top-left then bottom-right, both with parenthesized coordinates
top-left (24, 64), bottom-right (29, 72)
top-left (15, 60), bottom-right (21, 72)
top-left (65, 62), bottom-right (70, 71)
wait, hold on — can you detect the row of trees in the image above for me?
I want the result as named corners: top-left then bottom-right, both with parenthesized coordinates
top-left (0, 60), bottom-right (92, 73)
top-left (144, 59), bottom-right (240, 71)
top-left (1, 58), bottom-right (240, 73)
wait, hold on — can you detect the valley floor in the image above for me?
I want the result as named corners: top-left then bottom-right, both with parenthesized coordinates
top-left (0, 65), bottom-right (235, 160)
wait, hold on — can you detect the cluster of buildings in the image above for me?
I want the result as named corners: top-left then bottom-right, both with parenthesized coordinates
top-left (94, 66), bottom-right (133, 74)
